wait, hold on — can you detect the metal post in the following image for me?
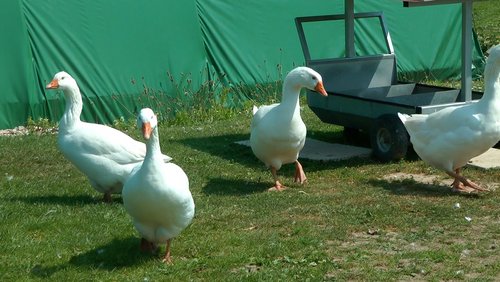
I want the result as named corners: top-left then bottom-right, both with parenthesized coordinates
top-left (403, 0), bottom-right (473, 102)
top-left (345, 0), bottom-right (355, 58)
top-left (460, 0), bottom-right (472, 102)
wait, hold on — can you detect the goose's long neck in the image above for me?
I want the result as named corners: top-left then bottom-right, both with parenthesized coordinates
top-left (144, 128), bottom-right (163, 167)
top-left (280, 76), bottom-right (302, 115)
top-left (60, 86), bottom-right (82, 131)
top-left (481, 62), bottom-right (500, 105)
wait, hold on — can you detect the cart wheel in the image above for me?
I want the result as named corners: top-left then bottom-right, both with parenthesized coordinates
top-left (370, 114), bottom-right (409, 162)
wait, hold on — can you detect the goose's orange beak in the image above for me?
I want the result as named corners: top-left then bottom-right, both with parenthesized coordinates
top-left (46, 79), bottom-right (59, 89)
top-left (315, 81), bottom-right (327, 96)
top-left (142, 122), bottom-right (152, 140)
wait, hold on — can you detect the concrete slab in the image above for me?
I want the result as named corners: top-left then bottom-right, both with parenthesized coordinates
top-left (235, 138), bottom-right (372, 161)
top-left (468, 148), bottom-right (500, 169)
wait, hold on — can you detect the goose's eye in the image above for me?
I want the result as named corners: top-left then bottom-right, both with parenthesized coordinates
top-left (312, 76), bottom-right (317, 81)
top-left (61, 76), bottom-right (66, 80)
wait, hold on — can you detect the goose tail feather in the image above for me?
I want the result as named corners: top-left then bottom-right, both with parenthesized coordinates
top-left (252, 105), bottom-right (258, 115)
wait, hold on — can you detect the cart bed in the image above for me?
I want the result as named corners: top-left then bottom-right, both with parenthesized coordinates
top-left (307, 53), bottom-right (477, 131)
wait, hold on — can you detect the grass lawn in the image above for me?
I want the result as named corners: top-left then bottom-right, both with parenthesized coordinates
top-left (473, 0), bottom-right (500, 54)
top-left (0, 104), bottom-right (499, 281)
top-left (1, 1), bottom-right (499, 280)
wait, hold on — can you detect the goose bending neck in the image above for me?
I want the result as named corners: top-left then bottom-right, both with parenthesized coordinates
top-left (60, 86), bottom-right (83, 131)
top-left (280, 76), bottom-right (302, 113)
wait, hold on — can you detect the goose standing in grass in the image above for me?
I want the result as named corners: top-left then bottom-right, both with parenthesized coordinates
top-left (122, 108), bottom-right (194, 263)
top-left (250, 67), bottom-right (328, 191)
top-left (46, 71), bottom-right (172, 202)
top-left (398, 44), bottom-right (500, 193)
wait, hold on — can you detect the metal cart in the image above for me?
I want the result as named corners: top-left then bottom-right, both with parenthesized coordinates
top-left (295, 1), bottom-right (481, 162)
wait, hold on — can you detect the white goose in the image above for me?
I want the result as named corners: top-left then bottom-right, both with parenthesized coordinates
top-left (398, 44), bottom-right (500, 193)
top-left (250, 67), bottom-right (327, 191)
top-left (46, 71), bottom-right (172, 202)
top-left (122, 108), bottom-right (194, 263)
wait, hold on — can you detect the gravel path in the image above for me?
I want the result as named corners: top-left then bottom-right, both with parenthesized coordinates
top-left (0, 126), bottom-right (57, 136)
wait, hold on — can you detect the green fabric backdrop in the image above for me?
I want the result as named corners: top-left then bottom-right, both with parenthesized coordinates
top-left (0, 0), bottom-right (484, 129)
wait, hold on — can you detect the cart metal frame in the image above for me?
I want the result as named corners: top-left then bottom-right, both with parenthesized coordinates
top-left (295, 2), bottom-right (481, 161)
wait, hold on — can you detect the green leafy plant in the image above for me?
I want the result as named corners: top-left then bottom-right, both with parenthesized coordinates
top-left (26, 116), bottom-right (58, 135)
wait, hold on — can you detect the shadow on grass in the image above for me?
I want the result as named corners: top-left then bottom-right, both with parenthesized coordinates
top-left (308, 128), bottom-right (371, 149)
top-left (299, 156), bottom-right (376, 173)
top-left (178, 132), bottom-right (378, 173)
top-left (202, 177), bottom-right (269, 195)
top-left (177, 133), bottom-right (261, 168)
top-left (68, 237), bottom-right (152, 269)
top-left (30, 263), bottom-right (68, 279)
top-left (30, 237), bottom-right (151, 278)
top-left (9, 194), bottom-right (102, 205)
top-left (368, 178), bottom-right (480, 198)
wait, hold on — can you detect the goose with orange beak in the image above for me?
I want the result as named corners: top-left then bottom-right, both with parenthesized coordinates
top-left (250, 67), bottom-right (328, 191)
top-left (123, 108), bottom-right (194, 264)
top-left (45, 71), bottom-right (172, 202)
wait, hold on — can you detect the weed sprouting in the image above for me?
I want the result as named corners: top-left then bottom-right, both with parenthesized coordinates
top-left (26, 116), bottom-right (58, 135)
top-left (116, 65), bottom-right (286, 128)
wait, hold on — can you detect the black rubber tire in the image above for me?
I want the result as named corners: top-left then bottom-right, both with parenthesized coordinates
top-left (370, 114), bottom-right (409, 162)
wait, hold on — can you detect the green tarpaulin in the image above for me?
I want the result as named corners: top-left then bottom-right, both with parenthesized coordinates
top-left (0, 0), bottom-right (485, 129)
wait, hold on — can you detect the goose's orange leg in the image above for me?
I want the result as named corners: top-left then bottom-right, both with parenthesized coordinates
top-left (447, 168), bottom-right (488, 193)
top-left (268, 167), bottom-right (286, 191)
top-left (162, 239), bottom-right (173, 264)
top-left (294, 160), bottom-right (307, 184)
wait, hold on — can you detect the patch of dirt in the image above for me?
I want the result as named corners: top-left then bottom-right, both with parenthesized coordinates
top-left (336, 230), bottom-right (431, 256)
top-left (383, 172), bottom-right (453, 186)
top-left (230, 263), bottom-right (262, 274)
top-left (382, 172), bottom-right (498, 191)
